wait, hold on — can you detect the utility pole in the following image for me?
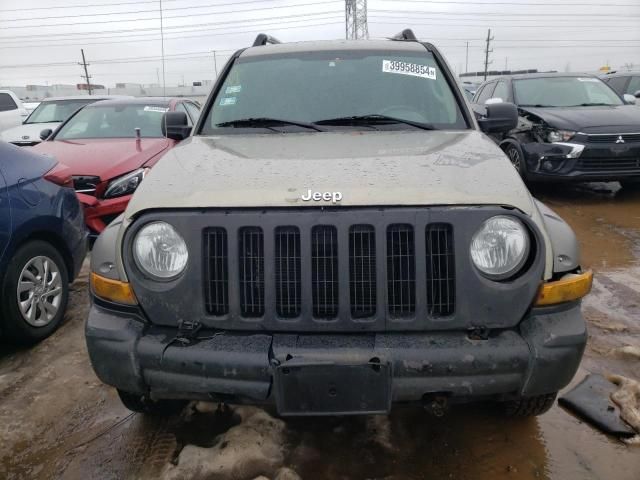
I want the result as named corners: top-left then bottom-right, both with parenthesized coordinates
top-left (504, 57), bottom-right (508, 70)
top-left (159, 0), bottom-right (166, 97)
top-left (213, 50), bottom-right (218, 78)
top-left (79, 49), bottom-right (92, 95)
top-left (483, 28), bottom-right (493, 81)
top-left (345, 0), bottom-right (369, 40)
top-left (465, 41), bottom-right (469, 73)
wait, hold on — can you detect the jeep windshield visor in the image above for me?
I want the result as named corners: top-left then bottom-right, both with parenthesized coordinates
top-left (203, 50), bottom-right (467, 133)
top-left (514, 76), bottom-right (623, 108)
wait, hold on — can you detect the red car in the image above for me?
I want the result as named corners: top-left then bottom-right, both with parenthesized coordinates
top-left (33, 98), bottom-right (200, 235)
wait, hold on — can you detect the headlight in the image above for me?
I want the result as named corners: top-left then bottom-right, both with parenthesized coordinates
top-left (547, 130), bottom-right (576, 143)
top-left (470, 216), bottom-right (530, 280)
top-left (133, 222), bottom-right (188, 280)
top-left (104, 168), bottom-right (148, 199)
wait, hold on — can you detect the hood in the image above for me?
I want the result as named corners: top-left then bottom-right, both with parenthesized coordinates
top-left (125, 130), bottom-right (535, 218)
top-left (0, 122), bottom-right (60, 143)
top-left (33, 137), bottom-right (171, 181)
top-left (520, 105), bottom-right (640, 133)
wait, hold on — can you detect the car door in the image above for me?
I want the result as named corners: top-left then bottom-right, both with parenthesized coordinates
top-left (0, 164), bottom-right (10, 263)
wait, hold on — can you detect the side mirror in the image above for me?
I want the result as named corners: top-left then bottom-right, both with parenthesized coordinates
top-left (39, 128), bottom-right (53, 141)
top-left (634, 90), bottom-right (640, 99)
top-left (477, 102), bottom-right (518, 134)
top-left (161, 111), bottom-right (191, 141)
top-left (623, 94), bottom-right (636, 105)
top-left (485, 97), bottom-right (504, 105)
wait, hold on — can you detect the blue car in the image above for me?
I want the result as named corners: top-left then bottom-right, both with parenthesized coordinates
top-left (0, 141), bottom-right (87, 343)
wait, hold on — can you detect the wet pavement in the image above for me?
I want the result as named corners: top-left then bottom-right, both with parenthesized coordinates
top-left (1, 182), bottom-right (639, 480)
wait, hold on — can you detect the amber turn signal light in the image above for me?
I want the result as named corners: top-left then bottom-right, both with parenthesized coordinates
top-left (535, 270), bottom-right (593, 306)
top-left (90, 272), bottom-right (137, 305)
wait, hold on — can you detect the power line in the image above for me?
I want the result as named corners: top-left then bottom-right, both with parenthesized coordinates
top-left (0, 1), bottom-right (343, 29)
top-left (0, 10), bottom-right (342, 41)
top-left (369, 8), bottom-right (640, 17)
top-left (384, 0), bottom-right (640, 6)
top-left (0, 0), bottom-right (342, 23)
top-left (0, 16), bottom-right (345, 49)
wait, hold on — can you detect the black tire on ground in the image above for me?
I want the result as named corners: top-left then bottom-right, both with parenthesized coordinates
top-left (0, 240), bottom-right (69, 344)
top-left (503, 393), bottom-right (557, 417)
top-left (503, 142), bottom-right (526, 178)
top-left (117, 390), bottom-right (187, 416)
top-left (619, 179), bottom-right (640, 190)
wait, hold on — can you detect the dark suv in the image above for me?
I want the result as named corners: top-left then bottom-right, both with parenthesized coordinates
top-left (85, 31), bottom-right (591, 418)
top-left (473, 73), bottom-right (640, 187)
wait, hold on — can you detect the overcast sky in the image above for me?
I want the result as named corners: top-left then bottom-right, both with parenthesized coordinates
top-left (0, 0), bottom-right (639, 87)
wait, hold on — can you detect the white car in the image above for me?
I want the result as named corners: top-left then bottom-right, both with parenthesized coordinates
top-left (0, 95), bottom-right (128, 146)
top-left (0, 90), bottom-right (29, 134)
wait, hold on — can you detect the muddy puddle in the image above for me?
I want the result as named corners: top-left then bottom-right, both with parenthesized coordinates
top-left (1, 182), bottom-right (639, 480)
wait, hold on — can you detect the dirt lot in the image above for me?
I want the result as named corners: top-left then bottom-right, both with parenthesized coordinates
top-left (1, 182), bottom-right (639, 480)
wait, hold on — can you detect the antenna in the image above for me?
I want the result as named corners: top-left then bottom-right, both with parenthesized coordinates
top-left (345, 0), bottom-right (369, 40)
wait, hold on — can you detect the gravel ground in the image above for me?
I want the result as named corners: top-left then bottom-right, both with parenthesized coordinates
top-left (1, 182), bottom-right (639, 480)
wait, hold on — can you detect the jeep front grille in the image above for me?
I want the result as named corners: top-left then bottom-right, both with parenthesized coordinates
top-left (349, 225), bottom-right (376, 318)
top-left (387, 224), bottom-right (416, 317)
top-left (239, 227), bottom-right (264, 317)
top-left (275, 226), bottom-right (301, 318)
top-left (311, 225), bottom-right (339, 318)
top-left (204, 228), bottom-right (229, 316)
top-left (203, 221), bottom-right (455, 321)
top-left (426, 224), bottom-right (455, 317)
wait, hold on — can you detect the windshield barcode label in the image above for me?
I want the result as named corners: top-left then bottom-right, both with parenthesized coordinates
top-left (382, 60), bottom-right (436, 80)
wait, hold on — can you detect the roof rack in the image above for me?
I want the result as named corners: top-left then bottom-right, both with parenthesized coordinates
top-left (391, 29), bottom-right (418, 41)
top-left (253, 33), bottom-right (282, 47)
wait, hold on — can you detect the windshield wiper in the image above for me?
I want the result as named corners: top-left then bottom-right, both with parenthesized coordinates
top-left (315, 114), bottom-right (436, 131)
top-left (519, 104), bottom-right (556, 108)
top-left (568, 103), bottom-right (612, 107)
top-left (215, 117), bottom-right (325, 132)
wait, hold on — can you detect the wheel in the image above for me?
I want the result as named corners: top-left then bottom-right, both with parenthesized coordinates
top-left (117, 389), bottom-right (187, 416)
top-left (503, 142), bottom-right (526, 178)
top-left (503, 393), bottom-right (557, 417)
top-left (1, 240), bottom-right (69, 344)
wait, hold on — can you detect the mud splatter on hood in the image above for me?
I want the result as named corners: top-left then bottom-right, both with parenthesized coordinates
top-left (125, 130), bottom-right (535, 218)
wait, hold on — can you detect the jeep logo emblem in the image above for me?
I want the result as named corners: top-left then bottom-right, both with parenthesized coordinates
top-left (301, 189), bottom-right (343, 203)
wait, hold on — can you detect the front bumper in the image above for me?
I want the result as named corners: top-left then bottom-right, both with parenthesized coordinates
top-left (521, 141), bottom-right (640, 182)
top-left (77, 193), bottom-right (132, 236)
top-left (86, 302), bottom-right (587, 415)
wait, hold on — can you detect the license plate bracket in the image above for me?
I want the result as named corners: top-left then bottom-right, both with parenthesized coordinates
top-left (274, 362), bottom-right (391, 416)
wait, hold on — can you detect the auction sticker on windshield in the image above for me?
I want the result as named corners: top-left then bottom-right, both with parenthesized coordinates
top-left (382, 60), bottom-right (436, 80)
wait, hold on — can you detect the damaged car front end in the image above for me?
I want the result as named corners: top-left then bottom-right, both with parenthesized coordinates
top-left (474, 73), bottom-right (640, 186)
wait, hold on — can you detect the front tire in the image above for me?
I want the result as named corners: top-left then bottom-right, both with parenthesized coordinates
top-left (1, 240), bottom-right (69, 344)
top-left (503, 142), bottom-right (526, 178)
top-left (117, 390), bottom-right (187, 416)
top-left (503, 393), bottom-right (557, 417)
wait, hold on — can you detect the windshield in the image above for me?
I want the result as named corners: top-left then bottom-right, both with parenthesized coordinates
top-left (514, 76), bottom-right (623, 107)
top-left (25, 99), bottom-right (93, 124)
top-left (55, 103), bottom-right (168, 140)
top-left (202, 49), bottom-right (467, 133)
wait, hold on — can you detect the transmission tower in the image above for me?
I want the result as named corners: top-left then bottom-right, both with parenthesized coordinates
top-left (345, 0), bottom-right (369, 40)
